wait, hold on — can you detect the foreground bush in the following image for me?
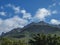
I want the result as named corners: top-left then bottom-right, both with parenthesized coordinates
top-left (29, 34), bottom-right (60, 45)
top-left (1, 33), bottom-right (60, 45)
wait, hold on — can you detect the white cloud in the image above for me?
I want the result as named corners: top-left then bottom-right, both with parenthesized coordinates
top-left (23, 13), bottom-right (32, 19)
top-left (52, 3), bottom-right (56, 6)
top-left (52, 10), bottom-right (58, 14)
top-left (6, 4), bottom-right (20, 14)
top-left (5, 4), bottom-right (31, 19)
top-left (34, 8), bottom-right (51, 21)
top-left (50, 19), bottom-right (60, 25)
top-left (21, 10), bottom-right (32, 20)
top-left (0, 3), bottom-right (59, 34)
top-left (0, 19), bottom-right (3, 25)
top-left (49, 3), bottom-right (56, 8)
top-left (31, 8), bottom-right (58, 22)
top-left (0, 12), bottom-right (6, 16)
top-left (12, 6), bottom-right (20, 14)
top-left (0, 6), bottom-right (4, 9)
top-left (49, 5), bottom-right (52, 8)
top-left (6, 4), bottom-right (12, 7)
top-left (0, 16), bottom-right (28, 33)
top-left (21, 10), bottom-right (26, 14)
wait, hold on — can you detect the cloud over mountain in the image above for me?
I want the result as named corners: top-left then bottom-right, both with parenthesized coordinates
top-left (0, 16), bottom-right (28, 34)
top-left (0, 3), bottom-right (59, 34)
top-left (50, 19), bottom-right (60, 25)
top-left (34, 8), bottom-right (51, 21)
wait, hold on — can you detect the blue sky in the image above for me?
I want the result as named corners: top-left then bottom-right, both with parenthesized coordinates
top-left (0, 0), bottom-right (60, 33)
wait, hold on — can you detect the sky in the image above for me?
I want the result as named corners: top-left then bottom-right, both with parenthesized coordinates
top-left (0, 0), bottom-right (60, 34)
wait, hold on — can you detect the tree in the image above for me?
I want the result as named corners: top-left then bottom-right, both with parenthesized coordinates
top-left (29, 33), bottom-right (60, 45)
top-left (1, 37), bottom-right (13, 45)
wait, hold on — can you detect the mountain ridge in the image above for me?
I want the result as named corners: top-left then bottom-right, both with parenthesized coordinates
top-left (1, 21), bottom-right (60, 38)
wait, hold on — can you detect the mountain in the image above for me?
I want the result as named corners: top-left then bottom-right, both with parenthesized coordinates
top-left (21, 21), bottom-right (60, 34)
top-left (1, 28), bottom-right (25, 38)
top-left (57, 24), bottom-right (60, 28)
top-left (1, 21), bottom-right (60, 38)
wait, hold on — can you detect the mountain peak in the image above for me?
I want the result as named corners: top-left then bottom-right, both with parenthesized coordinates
top-left (37, 21), bottom-right (48, 25)
top-left (39, 21), bottom-right (45, 23)
top-left (1, 21), bottom-right (60, 38)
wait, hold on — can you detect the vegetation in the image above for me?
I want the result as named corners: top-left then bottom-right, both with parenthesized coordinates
top-left (29, 33), bottom-right (60, 45)
top-left (0, 33), bottom-right (60, 45)
top-left (0, 21), bottom-right (60, 45)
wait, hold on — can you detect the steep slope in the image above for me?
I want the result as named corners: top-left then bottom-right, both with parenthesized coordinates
top-left (21, 21), bottom-right (60, 34)
top-left (1, 28), bottom-right (25, 38)
top-left (1, 21), bottom-right (60, 38)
